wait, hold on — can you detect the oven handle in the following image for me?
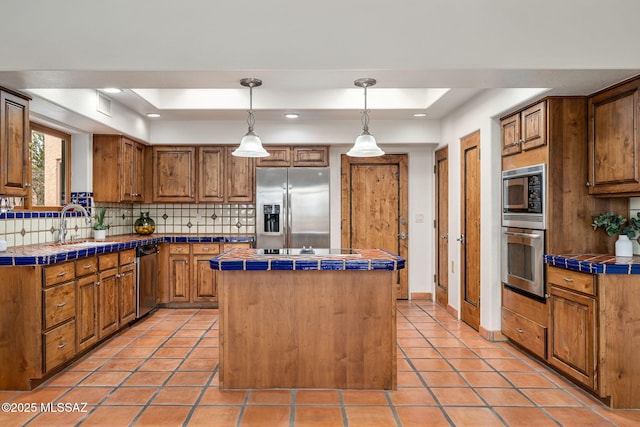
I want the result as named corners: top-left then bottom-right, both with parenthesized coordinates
top-left (504, 231), bottom-right (542, 239)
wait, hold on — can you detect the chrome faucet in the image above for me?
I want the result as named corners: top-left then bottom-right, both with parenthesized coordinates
top-left (59, 203), bottom-right (92, 244)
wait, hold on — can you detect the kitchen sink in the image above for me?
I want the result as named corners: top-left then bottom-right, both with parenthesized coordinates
top-left (49, 240), bottom-right (110, 248)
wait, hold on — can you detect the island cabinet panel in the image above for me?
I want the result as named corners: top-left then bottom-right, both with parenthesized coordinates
top-left (219, 270), bottom-right (397, 390)
top-left (0, 89), bottom-right (30, 197)
top-left (588, 77), bottom-right (640, 195)
top-left (152, 146), bottom-right (196, 202)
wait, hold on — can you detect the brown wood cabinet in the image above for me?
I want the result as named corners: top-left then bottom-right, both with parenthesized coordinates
top-left (160, 242), bottom-right (250, 307)
top-left (225, 147), bottom-right (255, 202)
top-left (197, 146), bottom-right (224, 202)
top-left (500, 101), bottom-right (546, 157)
top-left (545, 266), bottom-right (640, 408)
top-left (547, 268), bottom-right (597, 389)
top-left (0, 250), bottom-right (137, 390)
top-left (587, 77), bottom-right (640, 195)
top-left (256, 145), bottom-right (329, 167)
top-left (93, 135), bottom-right (149, 202)
top-left (154, 145), bottom-right (254, 203)
top-left (501, 285), bottom-right (547, 359)
top-left (152, 146), bottom-right (197, 202)
top-left (0, 89), bottom-right (30, 196)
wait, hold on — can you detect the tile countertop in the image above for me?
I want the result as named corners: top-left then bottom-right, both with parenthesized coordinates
top-left (210, 248), bottom-right (406, 271)
top-left (545, 254), bottom-right (640, 274)
top-left (0, 234), bottom-right (255, 266)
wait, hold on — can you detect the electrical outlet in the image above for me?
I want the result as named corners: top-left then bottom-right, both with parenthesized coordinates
top-left (195, 213), bottom-right (202, 223)
top-left (415, 213), bottom-right (424, 223)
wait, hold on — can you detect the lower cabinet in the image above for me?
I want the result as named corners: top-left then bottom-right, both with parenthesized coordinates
top-left (547, 267), bottom-right (598, 390)
top-left (503, 265), bottom-right (640, 409)
top-left (501, 285), bottom-right (547, 359)
top-left (76, 274), bottom-right (99, 352)
top-left (161, 242), bottom-right (249, 306)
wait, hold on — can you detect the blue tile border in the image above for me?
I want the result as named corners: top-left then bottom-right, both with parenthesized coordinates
top-left (544, 254), bottom-right (640, 275)
top-left (0, 234), bottom-right (255, 266)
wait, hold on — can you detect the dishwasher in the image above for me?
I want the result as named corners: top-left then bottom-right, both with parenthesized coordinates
top-left (136, 243), bottom-right (158, 318)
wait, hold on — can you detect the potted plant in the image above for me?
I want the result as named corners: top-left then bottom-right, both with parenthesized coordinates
top-left (592, 211), bottom-right (639, 256)
top-left (93, 207), bottom-right (107, 240)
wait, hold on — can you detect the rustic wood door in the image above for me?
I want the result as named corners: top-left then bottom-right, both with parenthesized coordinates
top-left (460, 131), bottom-right (481, 330)
top-left (435, 147), bottom-right (449, 307)
top-left (341, 154), bottom-right (409, 299)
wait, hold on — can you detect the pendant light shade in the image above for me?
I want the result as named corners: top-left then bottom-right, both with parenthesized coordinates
top-left (233, 78), bottom-right (269, 157)
top-left (347, 78), bottom-right (385, 157)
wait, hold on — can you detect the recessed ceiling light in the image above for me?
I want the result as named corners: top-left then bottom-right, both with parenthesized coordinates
top-left (146, 113), bottom-right (161, 118)
top-left (284, 113), bottom-right (299, 119)
top-left (102, 88), bottom-right (122, 94)
top-left (413, 113), bottom-right (427, 118)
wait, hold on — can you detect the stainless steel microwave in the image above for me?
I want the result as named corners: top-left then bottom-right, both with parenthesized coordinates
top-left (502, 163), bottom-right (546, 230)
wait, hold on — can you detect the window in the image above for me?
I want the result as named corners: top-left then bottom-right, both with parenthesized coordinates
top-left (27, 123), bottom-right (71, 209)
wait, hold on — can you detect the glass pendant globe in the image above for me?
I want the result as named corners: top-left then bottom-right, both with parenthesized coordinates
top-left (347, 132), bottom-right (385, 157)
top-left (232, 131), bottom-right (269, 157)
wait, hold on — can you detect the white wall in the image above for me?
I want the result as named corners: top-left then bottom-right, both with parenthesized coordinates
top-left (439, 88), bottom-right (549, 332)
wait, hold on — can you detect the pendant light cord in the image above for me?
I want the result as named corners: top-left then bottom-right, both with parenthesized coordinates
top-left (247, 84), bottom-right (255, 132)
top-left (361, 83), bottom-right (370, 133)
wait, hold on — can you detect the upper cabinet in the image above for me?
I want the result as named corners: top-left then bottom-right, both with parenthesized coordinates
top-left (224, 147), bottom-right (254, 202)
top-left (153, 145), bottom-right (254, 203)
top-left (256, 145), bottom-right (329, 167)
top-left (501, 101), bottom-right (546, 157)
top-left (93, 135), bottom-right (149, 203)
top-left (0, 89), bottom-right (30, 197)
top-left (152, 146), bottom-right (197, 202)
top-left (587, 77), bottom-right (640, 195)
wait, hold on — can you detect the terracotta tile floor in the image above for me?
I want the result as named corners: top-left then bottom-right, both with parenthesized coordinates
top-left (2, 301), bottom-right (640, 426)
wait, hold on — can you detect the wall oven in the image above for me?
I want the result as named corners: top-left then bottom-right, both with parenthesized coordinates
top-left (501, 227), bottom-right (545, 299)
top-left (502, 163), bottom-right (545, 230)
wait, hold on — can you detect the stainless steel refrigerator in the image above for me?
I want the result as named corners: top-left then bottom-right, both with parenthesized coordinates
top-left (256, 167), bottom-right (330, 249)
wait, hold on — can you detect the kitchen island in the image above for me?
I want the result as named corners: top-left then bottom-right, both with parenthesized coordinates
top-left (210, 248), bottom-right (405, 390)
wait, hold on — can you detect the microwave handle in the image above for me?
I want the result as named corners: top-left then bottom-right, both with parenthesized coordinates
top-left (504, 231), bottom-right (542, 239)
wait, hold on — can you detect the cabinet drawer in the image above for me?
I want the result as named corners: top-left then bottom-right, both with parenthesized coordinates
top-left (192, 243), bottom-right (220, 255)
top-left (43, 320), bottom-right (76, 372)
top-left (547, 266), bottom-right (595, 296)
top-left (170, 244), bottom-right (191, 255)
top-left (119, 249), bottom-right (136, 265)
top-left (43, 282), bottom-right (76, 329)
top-left (502, 307), bottom-right (546, 359)
top-left (99, 253), bottom-right (119, 271)
top-left (43, 262), bottom-right (75, 287)
top-left (76, 257), bottom-right (98, 277)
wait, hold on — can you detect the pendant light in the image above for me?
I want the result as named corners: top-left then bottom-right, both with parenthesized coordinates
top-left (347, 78), bottom-right (385, 157)
top-left (232, 78), bottom-right (269, 157)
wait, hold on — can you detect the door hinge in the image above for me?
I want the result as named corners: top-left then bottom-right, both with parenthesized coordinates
top-left (433, 219), bottom-right (437, 228)
top-left (433, 274), bottom-right (437, 283)
top-left (433, 165), bottom-right (436, 174)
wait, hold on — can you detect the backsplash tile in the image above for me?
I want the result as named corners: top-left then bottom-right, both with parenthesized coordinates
top-left (0, 192), bottom-right (256, 250)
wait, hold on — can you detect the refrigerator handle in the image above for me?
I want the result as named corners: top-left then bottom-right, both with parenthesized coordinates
top-left (287, 184), bottom-right (293, 248)
top-left (282, 186), bottom-right (288, 248)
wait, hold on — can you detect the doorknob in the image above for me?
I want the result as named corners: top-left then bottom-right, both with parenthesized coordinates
top-left (397, 231), bottom-right (407, 240)
top-left (441, 234), bottom-right (448, 240)
top-left (456, 235), bottom-right (465, 243)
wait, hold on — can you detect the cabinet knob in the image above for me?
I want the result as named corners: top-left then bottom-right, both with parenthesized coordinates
top-left (95, 281), bottom-right (101, 286)
top-left (23, 183), bottom-right (32, 188)
top-left (586, 182), bottom-right (592, 187)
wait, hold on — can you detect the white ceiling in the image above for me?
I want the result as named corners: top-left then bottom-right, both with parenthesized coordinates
top-left (1, 0), bottom-right (639, 122)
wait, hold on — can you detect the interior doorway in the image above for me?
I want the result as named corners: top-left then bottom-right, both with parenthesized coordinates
top-left (341, 154), bottom-right (409, 299)
top-left (460, 131), bottom-right (481, 330)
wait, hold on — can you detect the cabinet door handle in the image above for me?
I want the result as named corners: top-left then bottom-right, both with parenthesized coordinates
top-left (176, 247), bottom-right (184, 252)
top-left (562, 277), bottom-right (574, 282)
top-left (202, 247), bottom-right (210, 251)
top-left (95, 281), bottom-right (101, 286)
top-left (515, 328), bottom-right (525, 333)
top-left (82, 264), bottom-right (92, 269)
top-left (56, 301), bottom-right (67, 307)
top-left (57, 341), bottom-right (67, 349)
top-left (56, 271), bottom-right (67, 277)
